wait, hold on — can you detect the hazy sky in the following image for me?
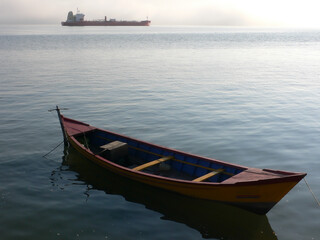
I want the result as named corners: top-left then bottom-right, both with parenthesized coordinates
top-left (1, 0), bottom-right (320, 27)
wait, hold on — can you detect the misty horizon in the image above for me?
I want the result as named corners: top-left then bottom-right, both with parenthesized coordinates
top-left (1, 0), bottom-right (320, 27)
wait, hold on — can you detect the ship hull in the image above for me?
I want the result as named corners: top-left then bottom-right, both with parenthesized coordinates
top-left (61, 20), bottom-right (150, 26)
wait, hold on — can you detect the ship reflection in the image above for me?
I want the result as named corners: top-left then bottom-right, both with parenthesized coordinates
top-left (54, 145), bottom-right (277, 240)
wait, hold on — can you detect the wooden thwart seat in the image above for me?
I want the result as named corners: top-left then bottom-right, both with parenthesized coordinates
top-left (133, 156), bottom-right (173, 171)
top-left (192, 169), bottom-right (224, 182)
top-left (95, 136), bottom-right (234, 177)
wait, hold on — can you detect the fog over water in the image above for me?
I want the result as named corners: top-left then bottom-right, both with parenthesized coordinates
top-left (1, 0), bottom-right (320, 27)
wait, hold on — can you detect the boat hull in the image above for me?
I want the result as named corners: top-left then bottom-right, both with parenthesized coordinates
top-left (58, 113), bottom-right (306, 215)
top-left (61, 20), bottom-right (150, 26)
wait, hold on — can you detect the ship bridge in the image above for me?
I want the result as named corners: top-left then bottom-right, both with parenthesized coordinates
top-left (66, 10), bottom-right (85, 22)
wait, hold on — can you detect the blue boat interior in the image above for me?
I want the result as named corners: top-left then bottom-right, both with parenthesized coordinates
top-left (75, 129), bottom-right (244, 183)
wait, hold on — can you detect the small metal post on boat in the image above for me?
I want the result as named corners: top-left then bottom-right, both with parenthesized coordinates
top-left (55, 106), bottom-right (68, 146)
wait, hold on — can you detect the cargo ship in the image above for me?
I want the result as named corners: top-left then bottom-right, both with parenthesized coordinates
top-left (61, 10), bottom-right (150, 26)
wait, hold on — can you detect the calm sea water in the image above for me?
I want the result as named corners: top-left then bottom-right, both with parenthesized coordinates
top-left (0, 25), bottom-right (319, 240)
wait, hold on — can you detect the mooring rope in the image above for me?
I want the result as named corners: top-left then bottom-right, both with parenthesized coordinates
top-left (43, 140), bottom-right (65, 158)
top-left (304, 177), bottom-right (320, 207)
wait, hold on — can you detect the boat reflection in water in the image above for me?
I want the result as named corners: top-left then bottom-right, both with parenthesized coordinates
top-left (54, 145), bottom-right (277, 240)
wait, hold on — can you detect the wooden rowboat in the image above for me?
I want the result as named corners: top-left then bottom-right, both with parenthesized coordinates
top-left (54, 106), bottom-right (306, 214)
